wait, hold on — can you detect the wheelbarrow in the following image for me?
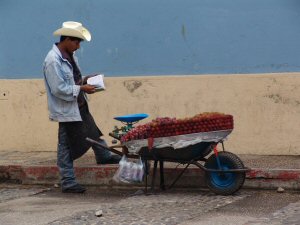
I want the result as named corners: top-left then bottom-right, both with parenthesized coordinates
top-left (86, 113), bottom-right (250, 195)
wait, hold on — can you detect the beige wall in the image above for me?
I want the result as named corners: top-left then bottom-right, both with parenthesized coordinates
top-left (0, 73), bottom-right (299, 155)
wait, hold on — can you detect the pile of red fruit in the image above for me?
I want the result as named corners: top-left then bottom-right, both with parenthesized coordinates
top-left (120, 112), bottom-right (233, 143)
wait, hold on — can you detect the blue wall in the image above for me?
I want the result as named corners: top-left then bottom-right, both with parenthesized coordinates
top-left (1, 0), bottom-right (300, 78)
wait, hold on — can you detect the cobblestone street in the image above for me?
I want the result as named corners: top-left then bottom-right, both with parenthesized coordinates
top-left (246, 201), bottom-right (300, 225)
top-left (0, 184), bottom-right (300, 225)
top-left (0, 186), bottom-right (47, 203)
top-left (48, 191), bottom-right (248, 225)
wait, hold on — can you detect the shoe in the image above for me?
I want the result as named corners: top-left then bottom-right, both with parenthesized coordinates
top-left (97, 155), bottom-right (121, 164)
top-left (62, 184), bottom-right (86, 193)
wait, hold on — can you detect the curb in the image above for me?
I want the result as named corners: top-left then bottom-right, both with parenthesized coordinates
top-left (245, 168), bottom-right (300, 189)
top-left (0, 165), bottom-right (299, 190)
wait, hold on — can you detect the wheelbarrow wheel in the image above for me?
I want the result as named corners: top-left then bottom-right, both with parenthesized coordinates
top-left (204, 151), bottom-right (246, 195)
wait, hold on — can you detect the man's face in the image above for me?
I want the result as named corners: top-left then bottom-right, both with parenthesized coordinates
top-left (65, 38), bottom-right (81, 54)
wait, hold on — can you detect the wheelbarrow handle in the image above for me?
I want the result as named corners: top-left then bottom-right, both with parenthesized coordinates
top-left (86, 137), bottom-right (123, 156)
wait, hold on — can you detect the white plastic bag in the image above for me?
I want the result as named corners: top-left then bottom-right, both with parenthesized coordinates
top-left (135, 157), bottom-right (144, 182)
top-left (112, 155), bottom-right (144, 184)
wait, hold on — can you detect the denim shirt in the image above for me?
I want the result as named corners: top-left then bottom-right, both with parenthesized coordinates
top-left (43, 44), bottom-right (83, 122)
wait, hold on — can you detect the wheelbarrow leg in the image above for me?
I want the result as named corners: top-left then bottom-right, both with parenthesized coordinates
top-left (168, 163), bottom-right (191, 189)
top-left (159, 160), bottom-right (165, 190)
top-left (144, 159), bottom-right (148, 194)
top-left (151, 160), bottom-right (158, 192)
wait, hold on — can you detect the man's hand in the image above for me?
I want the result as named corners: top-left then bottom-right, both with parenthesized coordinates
top-left (80, 84), bottom-right (96, 94)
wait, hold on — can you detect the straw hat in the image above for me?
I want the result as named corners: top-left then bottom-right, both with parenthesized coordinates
top-left (53, 21), bottom-right (91, 41)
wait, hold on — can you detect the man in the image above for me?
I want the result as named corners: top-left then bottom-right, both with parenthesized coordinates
top-left (43, 21), bottom-right (120, 193)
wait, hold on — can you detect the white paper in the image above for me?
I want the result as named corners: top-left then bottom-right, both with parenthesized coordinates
top-left (87, 74), bottom-right (105, 91)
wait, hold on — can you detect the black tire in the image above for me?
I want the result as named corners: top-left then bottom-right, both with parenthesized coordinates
top-left (204, 151), bottom-right (246, 195)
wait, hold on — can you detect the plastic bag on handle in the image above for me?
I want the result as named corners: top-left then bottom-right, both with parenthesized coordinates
top-left (136, 157), bottom-right (144, 182)
top-left (112, 155), bottom-right (130, 183)
top-left (121, 161), bottom-right (133, 182)
top-left (131, 163), bottom-right (138, 182)
top-left (112, 155), bottom-right (144, 184)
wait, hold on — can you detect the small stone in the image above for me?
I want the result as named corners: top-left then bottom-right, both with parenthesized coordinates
top-left (54, 183), bottom-right (59, 188)
top-left (95, 210), bottom-right (103, 217)
top-left (277, 187), bottom-right (285, 193)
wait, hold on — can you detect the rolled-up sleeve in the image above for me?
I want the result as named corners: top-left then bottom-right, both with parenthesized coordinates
top-left (73, 84), bottom-right (81, 97)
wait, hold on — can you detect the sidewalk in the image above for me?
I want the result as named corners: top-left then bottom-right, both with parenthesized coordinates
top-left (0, 150), bottom-right (299, 190)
